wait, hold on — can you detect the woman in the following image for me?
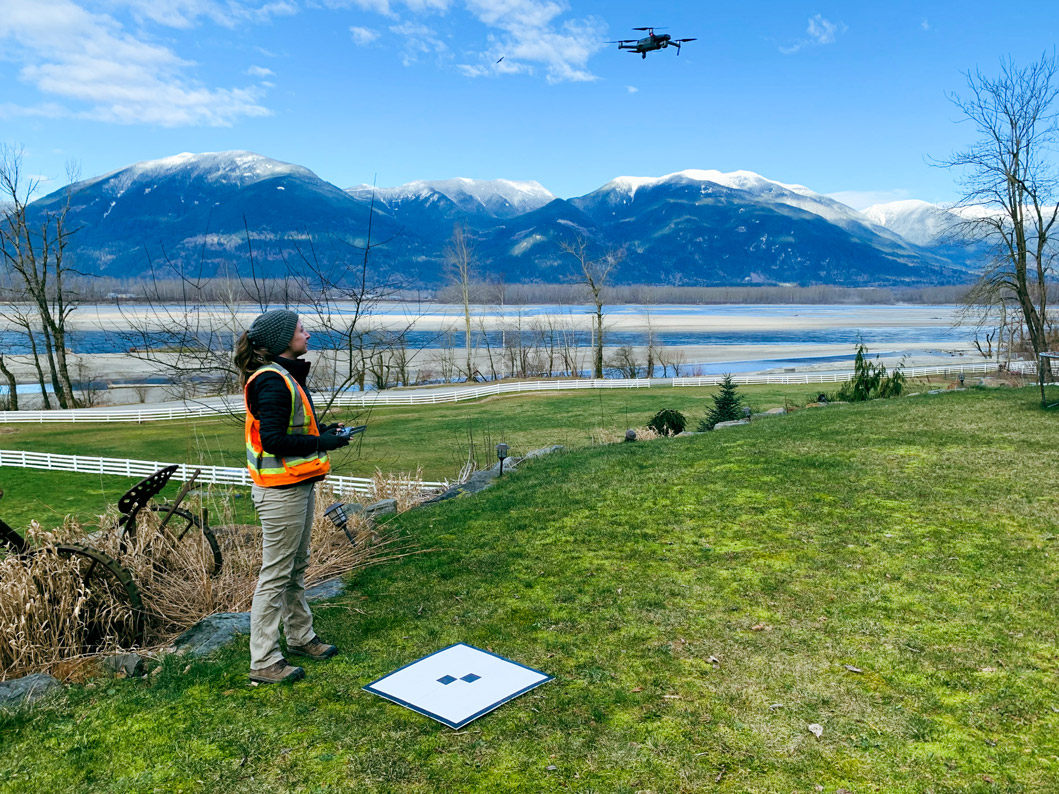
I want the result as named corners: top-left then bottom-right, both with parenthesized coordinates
top-left (235, 309), bottom-right (350, 684)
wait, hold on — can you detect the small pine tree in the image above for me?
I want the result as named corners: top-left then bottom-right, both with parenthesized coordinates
top-left (699, 374), bottom-right (745, 430)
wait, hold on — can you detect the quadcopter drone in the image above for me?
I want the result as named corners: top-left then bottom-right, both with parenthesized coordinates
top-left (608, 27), bottom-right (696, 59)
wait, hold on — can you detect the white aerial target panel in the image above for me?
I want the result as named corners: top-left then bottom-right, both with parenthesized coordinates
top-left (363, 643), bottom-right (552, 729)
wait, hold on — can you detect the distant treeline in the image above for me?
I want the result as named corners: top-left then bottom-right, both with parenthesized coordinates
top-left (435, 283), bottom-right (977, 306)
top-left (62, 277), bottom-right (978, 306)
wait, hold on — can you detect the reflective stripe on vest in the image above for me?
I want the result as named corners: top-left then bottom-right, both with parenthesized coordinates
top-left (244, 363), bottom-right (330, 487)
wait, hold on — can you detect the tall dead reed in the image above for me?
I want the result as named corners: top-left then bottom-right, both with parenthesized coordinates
top-left (0, 473), bottom-right (431, 682)
top-left (589, 425), bottom-right (661, 445)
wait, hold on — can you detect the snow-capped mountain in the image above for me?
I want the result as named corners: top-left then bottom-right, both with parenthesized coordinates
top-left (563, 169), bottom-right (973, 285)
top-left (28, 151), bottom-right (979, 286)
top-left (349, 178), bottom-right (555, 219)
top-left (89, 151), bottom-right (315, 193)
top-left (862, 200), bottom-right (960, 246)
top-left (581, 169), bottom-right (911, 244)
top-left (29, 151), bottom-right (407, 278)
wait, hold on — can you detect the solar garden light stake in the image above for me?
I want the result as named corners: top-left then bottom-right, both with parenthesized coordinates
top-left (496, 442), bottom-right (509, 476)
top-left (324, 502), bottom-right (357, 545)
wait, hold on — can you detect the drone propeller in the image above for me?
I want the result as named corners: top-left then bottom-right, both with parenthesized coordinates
top-left (672, 38), bottom-right (697, 42)
top-left (606, 39), bottom-right (638, 44)
top-left (632, 26), bottom-right (666, 31)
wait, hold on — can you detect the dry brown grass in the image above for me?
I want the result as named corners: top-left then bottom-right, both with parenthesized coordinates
top-left (0, 475), bottom-right (431, 682)
top-left (0, 522), bottom-right (136, 680)
top-left (370, 465), bottom-right (430, 513)
top-left (589, 425), bottom-right (661, 445)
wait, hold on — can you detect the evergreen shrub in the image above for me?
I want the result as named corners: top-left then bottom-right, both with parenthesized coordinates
top-left (647, 408), bottom-right (687, 436)
top-left (836, 344), bottom-right (906, 402)
top-left (698, 374), bottom-right (746, 430)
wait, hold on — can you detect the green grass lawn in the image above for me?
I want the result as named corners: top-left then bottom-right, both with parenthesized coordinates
top-left (0, 383), bottom-right (811, 483)
top-left (1, 386), bottom-right (1057, 793)
top-left (0, 383), bottom-right (809, 531)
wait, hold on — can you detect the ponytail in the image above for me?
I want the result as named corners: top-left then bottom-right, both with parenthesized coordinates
top-left (234, 331), bottom-right (272, 387)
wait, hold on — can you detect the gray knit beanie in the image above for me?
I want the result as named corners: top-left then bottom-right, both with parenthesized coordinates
top-left (248, 309), bottom-right (299, 356)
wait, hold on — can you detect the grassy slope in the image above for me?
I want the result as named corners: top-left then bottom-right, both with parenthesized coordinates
top-left (1, 387), bottom-right (1057, 793)
top-left (0, 384), bottom-right (808, 480)
top-left (0, 384), bottom-right (805, 530)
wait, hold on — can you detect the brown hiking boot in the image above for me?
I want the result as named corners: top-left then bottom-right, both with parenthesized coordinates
top-left (286, 636), bottom-right (338, 661)
top-left (249, 659), bottom-right (305, 684)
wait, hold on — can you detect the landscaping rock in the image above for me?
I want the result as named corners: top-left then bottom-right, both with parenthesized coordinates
top-left (757, 407), bottom-right (787, 416)
top-left (305, 578), bottom-right (346, 602)
top-left (977, 377), bottom-right (1008, 388)
top-left (423, 445), bottom-right (563, 504)
top-left (0, 673), bottom-right (60, 710)
top-left (365, 499), bottom-right (397, 517)
top-left (521, 444), bottom-right (564, 460)
top-left (172, 612), bottom-right (251, 658)
top-left (102, 653), bottom-right (145, 677)
top-left (713, 419), bottom-right (750, 430)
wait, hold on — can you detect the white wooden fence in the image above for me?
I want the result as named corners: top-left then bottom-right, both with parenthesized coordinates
top-left (0, 449), bottom-right (447, 498)
top-left (672, 360), bottom-right (1029, 387)
top-left (0, 365), bottom-right (1031, 424)
top-left (0, 378), bottom-right (653, 423)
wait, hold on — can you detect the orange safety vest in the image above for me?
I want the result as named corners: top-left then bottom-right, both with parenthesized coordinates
top-left (244, 363), bottom-right (330, 487)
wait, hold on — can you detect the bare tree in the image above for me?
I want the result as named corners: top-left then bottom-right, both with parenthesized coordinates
top-left (607, 345), bottom-right (641, 378)
top-left (0, 145), bottom-right (80, 407)
top-left (113, 181), bottom-right (418, 413)
top-left (940, 53), bottom-right (1059, 376)
top-left (444, 223), bottom-right (476, 380)
top-left (0, 352), bottom-right (17, 410)
top-left (560, 235), bottom-right (623, 379)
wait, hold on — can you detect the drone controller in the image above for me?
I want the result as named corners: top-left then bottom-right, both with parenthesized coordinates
top-left (335, 424), bottom-right (367, 439)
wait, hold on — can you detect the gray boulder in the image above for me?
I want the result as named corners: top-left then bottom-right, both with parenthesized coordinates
top-left (102, 653), bottom-right (145, 677)
top-left (424, 445), bottom-right (564, 504)
top-left (755, 407), bottom-right (787, 416)
top-left (305, 578), bottom-right (346, 602)
top-left (521, 444), bottom-right (564, 460)
top-left (713, 419), bottom-right (750, 430)
top-left (0, 673), bottom-right (60, 710)
top-left (172, 612), bottom-right (251, 658)
top-left (365, 499), bottom-right (397, 517)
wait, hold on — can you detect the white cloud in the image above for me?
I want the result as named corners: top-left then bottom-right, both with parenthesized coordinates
top-left (348, 0), bottom-right (604, 83)
top-left (337, 0), bottom-right (451, 15)
top-left (921, 18), bottom-right (930, 31)
top-left (806, 14), bottom-right (839, 45)
top-left (350, 25), bottom-right (379, 45)
top-left (780, 14), bottom-right (846, 55)
top-left (0, 0), bottom-right (273, 126)
top-left (626, 85), bottom-right (637, 94)
top-left (106, 0), bottom-right (296, 29)
top-left (388, 20), bottom-right (449, 66)
top-left (343, 0), bottom-right (395, 14)
top-left (246, 65), bottom-right (274, 76)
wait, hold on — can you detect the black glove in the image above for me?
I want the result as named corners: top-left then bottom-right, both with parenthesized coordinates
top-left (317, 428), bottom-right (350, 451)
top-left (321, 422), bottom-right (341, 434)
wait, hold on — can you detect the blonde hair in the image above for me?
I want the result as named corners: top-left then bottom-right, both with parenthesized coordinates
top-left (234, 331), bottom-right (272, 387)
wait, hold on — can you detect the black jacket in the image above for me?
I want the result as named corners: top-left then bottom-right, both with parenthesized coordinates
top-left (247, 356), bottom-right (327, 460)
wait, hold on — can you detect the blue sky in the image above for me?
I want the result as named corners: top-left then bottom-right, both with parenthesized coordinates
top-left (2, 0), bottom-right (1057, 208)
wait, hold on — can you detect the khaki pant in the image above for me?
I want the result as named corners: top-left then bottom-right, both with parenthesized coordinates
top-left (249, 481), bottom-right (317, 669)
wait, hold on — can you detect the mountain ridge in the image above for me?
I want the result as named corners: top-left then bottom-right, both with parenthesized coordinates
top-left (27, 151), bottom-right (978, 287)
